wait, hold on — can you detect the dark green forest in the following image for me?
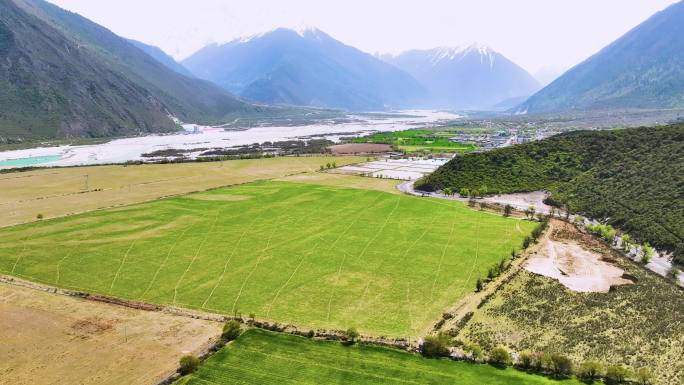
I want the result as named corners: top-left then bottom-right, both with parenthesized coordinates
top-left (417, 125), bottom-right (684, 262)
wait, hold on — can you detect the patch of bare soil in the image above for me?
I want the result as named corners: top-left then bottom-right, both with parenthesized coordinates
top-left (524, 220), bottom-right (633, 293)
top-left (480, 191), bottom-right (553, 213)
top-left (328, 143), bottom-right (392, 154)
top-left (0, 282), bottom-right (222, 385)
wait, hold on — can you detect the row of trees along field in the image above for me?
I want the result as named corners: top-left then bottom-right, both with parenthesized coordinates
top-left (422, 335), bottom-right (654, 385)
top-left (416, 125), bottom-right (684, 264)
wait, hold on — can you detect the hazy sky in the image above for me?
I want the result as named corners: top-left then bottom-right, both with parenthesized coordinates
top-left (49, 0), bottom-right (678, 75)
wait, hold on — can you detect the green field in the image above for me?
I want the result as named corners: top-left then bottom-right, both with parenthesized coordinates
top-left (176, 329), bottom-right (589, 385)
top-left (353, 129), bottom-right (477, 153)
top-left (0, 181), bottom-right (532, 337)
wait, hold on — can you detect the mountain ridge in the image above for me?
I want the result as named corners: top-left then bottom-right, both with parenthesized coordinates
top-left (182, 27), bottom-right (429, 111)
top-left (516, 1), bottom-right (684, 113)
top-left (383, 45), bottom-right (540, 110)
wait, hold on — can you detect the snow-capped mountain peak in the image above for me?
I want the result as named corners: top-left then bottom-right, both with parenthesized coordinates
top-left (429, 44), bottom-right (496, 69)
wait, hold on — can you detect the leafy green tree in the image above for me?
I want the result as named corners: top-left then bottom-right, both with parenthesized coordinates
top-left (344, 327), bottom-right (360, 343)
top-left (621, 234), bottom-right (632, 251)
top-left (488, 346), bottom-right (512, 367)
top-left (641, 243), bottom-right (655, 264)
top-left (634, 367), bottom-right (653, 385)
top-left (421, 332), bottom-right (451, 357)
top-left (179, 354), bottom-right (200, 375)
top-left (222, 320), bottom-right (242, 341)
top-left (443, 187), bottom-right (453, 196)
top-left (578, 360), bottom-right (603, 381)
top-left (503, 204), bottom-right (513, 217)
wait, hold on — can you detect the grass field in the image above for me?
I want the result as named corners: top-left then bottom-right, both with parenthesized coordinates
top-left (0, 156), bottom-right (363, 227)
top-left (0, 282), bottom-right (221, 385)
top-left (175, 329), bottom-right (589, 385)
top-left (352, 129), bottom-right (477, 153)
top-left (0, 180), bottom-right (533, 337)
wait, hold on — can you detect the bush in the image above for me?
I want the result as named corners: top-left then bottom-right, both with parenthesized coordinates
top-left (634, 367), bottom-right (653, 385)
top-left (464, 342), bottom-right (483, 361)
top-left (179, 354), bottom-right (200, 375)
top-left (421, 332), bottom-right (451, 358)
top-left (550, 353), bottom-right (573, 377)
top-left (222, 320), bottom-right (242, 341)
top-left (36, 213), bottom-right (44, 220)
top-left (488, 346), bottom-right (512, 367)
top-left (517, 350), bottom-right (533, 369)
top-left (503, 204), bottom-right (513, 217)
top-left (306, 330), bottom-right (315, 338)
top-left (578, 360), bottom-right (603, 381)
top-left (344, 327), bottom-right (360, 343)
top-left (606, 364), bottom-right (631, 384)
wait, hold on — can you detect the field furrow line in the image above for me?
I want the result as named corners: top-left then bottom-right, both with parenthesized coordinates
top-left (201, 221), bottom-right (253, 309)
top-left (107, 236), bottom-right (141, 294)
top-left (231, 215), bottom-right (282, 313)
top-left (138, 224), bottom-right (193, 300)
top-left (328, 196), bottom-right (400, 321)
top-left (9, 228), bottom-right (38, 274)
top-left (173, 209), bottom-right (221, 305)
top-left (430, 212), bottom-right (458, 301)
top-left (55, 233), bottom-right (92, 285)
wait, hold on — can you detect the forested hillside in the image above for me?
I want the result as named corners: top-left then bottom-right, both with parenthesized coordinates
top-left (417, 125), bottom-right (684, 262)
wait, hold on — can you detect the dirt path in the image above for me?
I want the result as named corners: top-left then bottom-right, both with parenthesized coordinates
top-left (433, 221), bottom-right (554, 336)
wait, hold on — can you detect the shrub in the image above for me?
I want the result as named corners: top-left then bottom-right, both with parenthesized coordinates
top-left (634, 367), bottom-right (653, 385)
top-left (222, 320), bottom-right (242, 341)
top-left (464, 342), bottom-right (483, 361)
top-left (578, 360), bottom-right (603, 381)
top-left (421, 332), bottom-right (451, 358)
top-left (503, 204), bottom-right (513, 217)
top-left (306, 330), bottom-right (315, 338)
top-left (606, 364), bottom-right (631, 384)
top-left (179, 354), bottom-right (200, 375)
top-left (550, 353), bottom-right (573, 377)
top-left (488, 346), bottom-right (512, 367)
top-left (668, 266), bottom-right (681, 280)
top-left (475, 277), bottom-right (484, 292)
top-left (522, 236), bottom-right (532, 249)
top-left (517, 350), bottom-right (533, 369)
top-left (36, 213), bottom-right (44, 220)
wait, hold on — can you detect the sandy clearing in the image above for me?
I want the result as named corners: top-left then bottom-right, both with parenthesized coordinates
top-left (524, 239), bottom-right (633, 293)
top-left (479, 191), bottom-right (553, 213)
top-left (0, 282), bottom-right (221, 385)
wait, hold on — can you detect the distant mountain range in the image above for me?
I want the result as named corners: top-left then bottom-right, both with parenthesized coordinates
top-left (516, 1), bottom-right (684, 114)
top-left (182, 28), bottom-right (429, 111)
top-left (0, 0), bottom-right (261, 140)
top-left (381, 46), bottom-right (540, 110)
